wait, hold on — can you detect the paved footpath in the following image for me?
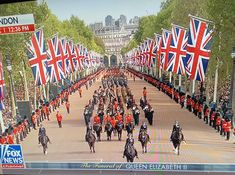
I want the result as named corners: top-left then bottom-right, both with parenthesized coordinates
top-left (21, 71), bottom-right (235, 163)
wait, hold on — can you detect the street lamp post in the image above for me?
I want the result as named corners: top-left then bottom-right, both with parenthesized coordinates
top-left (6, 54), bottom-right (18, 120)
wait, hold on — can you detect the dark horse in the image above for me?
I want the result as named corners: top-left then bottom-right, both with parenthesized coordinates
top-left (139, 130), bottom-right (150, 153)
top-left (86, 130), bottom-right (96, 153)
top-left (123, 142), bottom-right (138, 162)
top-left (105, 123), bottom-right (113, 140)
top-left (126, 122), bottom-right (134, 136)
top-left (171, 128), bottom-right (185, 155)
top-left (116, 122), bottom-right (124, 141)
top-left (39, 135), bottom-right (49, 155)
top-left (93, 124), bottom-right (102, 141)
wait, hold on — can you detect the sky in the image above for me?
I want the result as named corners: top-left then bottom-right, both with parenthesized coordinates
top-left (43, 0), bottom-right (164, 25)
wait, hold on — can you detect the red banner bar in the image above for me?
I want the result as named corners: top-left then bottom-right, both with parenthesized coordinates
top-left (0, 24), bottom-right (35, 34)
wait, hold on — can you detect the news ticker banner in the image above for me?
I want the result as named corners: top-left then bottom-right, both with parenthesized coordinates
top-left (25, 162), bottom-right (235, 172)
top-left (0, 14), bottom-right (35, 34)
top-left (1, 144), bottom-right (235, 172)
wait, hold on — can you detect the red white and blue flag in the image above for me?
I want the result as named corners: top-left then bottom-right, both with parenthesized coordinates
top-left (47, 34), bottom-right (65, 83)
top-left (26, 28), bottom-right (49, 86)
top-left (185, 16), bottom-right (213, 81)
top-left (0, 52), bottom-right (5, 110)
top-left (74, 44), bottom-right (84, 71)
top-left (146, 38), bottom-right (157, 68)
top-left (66, 40), bottom-right (76, 74)
top-left (167, 25), bottom-right (188, 75)
top-left (160, 29), bottom-right (172, 71)
top-left (58, 38), bottom-right (68, 75)
top-left (155, 34), bottom-right (162, 68)
top-left (84, 48), bottom-right (91, 68)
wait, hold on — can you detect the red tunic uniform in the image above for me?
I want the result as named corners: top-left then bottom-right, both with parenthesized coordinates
top-left (0, 136), bottom-right (6, 144)
top-left (7, 134), bottom-right (14, 144)
top-left (125, 114), bottom-right (133, 124)
top-left (225, 121), bottom-right (231, 133)
top-left (216, 117), bottom-right (221, 126)
top-left (94, 116), bottom-right (101, 124)
top-left (116, 114), bottom-right (123, 123)
top-left (205, 108), bottom-right (209, 117)
top-left (56, 114), bottom-right (62, 122)
top-left (104, 115), bottom-right (112, 123)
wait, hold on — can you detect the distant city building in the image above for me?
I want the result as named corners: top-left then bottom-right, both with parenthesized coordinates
top-left (119, 14), bottom-right (127, 27)
top-left (129, 16), bottom-right (139, 25)
top-left (90, 15), bottom-right (139, 66)
top-left (105, 15), bottom-right (113, 26)
top-left (89, 22), bottom-right (103, 31)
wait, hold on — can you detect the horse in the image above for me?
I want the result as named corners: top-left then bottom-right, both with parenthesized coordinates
top-left (93, 124), bottom-right (102, 141)
top-left (39, 135), bottom-right (49, 155)
top-left (123, 142), bottom-right (138, 162)
top-left (105, 123), bottom-right (113, 140)
top-left (116, 122), bottom-right (124, 141)
top-left (139, 130), bottom-right (150, 153)
top-left (126, 122), bottom-right (134, 136)
top-left (85, 130), bottom-right (96, 153)
top-left (170, 128), bottom-right (185, 155)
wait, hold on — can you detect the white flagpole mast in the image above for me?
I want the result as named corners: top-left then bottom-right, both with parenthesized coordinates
top-left (213, 32), bottom-right (221, 103)
top-left (192, 79), bottom-right (196, 94)
top-left (169, 72), bottom-right (172, 83)
top-left (34, 85), bottom-right (37, 109)
top-left (0, 111), bottom-right (5, 133)
top-left (179, 74), bottom-right (182, 88)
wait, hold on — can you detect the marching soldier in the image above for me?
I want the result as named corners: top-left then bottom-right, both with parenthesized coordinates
top-left (225, 119), bottom-right (231, 140)
top-left (143, 87), bottom-right (147, 101)
top-left (56, 111), bottom-right (63, 128)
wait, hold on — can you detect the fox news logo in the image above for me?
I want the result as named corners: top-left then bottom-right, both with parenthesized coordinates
top-left (0, 144), bottom-right (25, 168)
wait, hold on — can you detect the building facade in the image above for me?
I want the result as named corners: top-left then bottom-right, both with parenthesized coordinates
top-left (90, 15), bottom-right (139, 67)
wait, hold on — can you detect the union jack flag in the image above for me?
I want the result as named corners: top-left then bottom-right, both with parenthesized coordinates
top-left (84, 48), bottom-right (91, 68)
top-left (146, 38), bottom-right (157, 68)
top-left (26, 28), bottom-right (49, 86)
top-left (185, 16), bottom-right (213, 81)
top-left (66, 40), bottom-right (76, 74)
top-left (167, 25), bottom-right (188, 75)
top-left (136, 46), bottom-right (141, 66)
top-left (160, 29), bottom-right (172, 71)
top-left (58, 38), bottom-right (68, 75)
top-left (74, 44), bottom-right (84, 71)
top-left (47, 34), bottom-right (65, 83)
top-left (0, 52), bottom-right (5, 110)
top-left (154, 33), bottom-right (162, 68)
top-left (90, 51), bottom-right (96, 67)
top-left (141, 42), bottom-right (147, 66)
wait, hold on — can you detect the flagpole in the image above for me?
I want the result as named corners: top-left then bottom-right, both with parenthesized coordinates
top-left (22, 60), bottom-right (29, 101)
top-left (0, 110), bottom-right (5, 133)
top-left (192, 79), bottom-right (196, 95)
top-left (213, 29), bottom-right (222, 103)
top-left (179, 74), bottom-right (182, 90)
top-left (159, 67), bottom-right (162, 79)
top-left (46, 83), bottom-right (50, 101)
top-left (43, 84), bottom-right (46, 101)
top-left (34, 85), bottom-right (37, 110)
top-left (169, 72), bottom-right (172, 83)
